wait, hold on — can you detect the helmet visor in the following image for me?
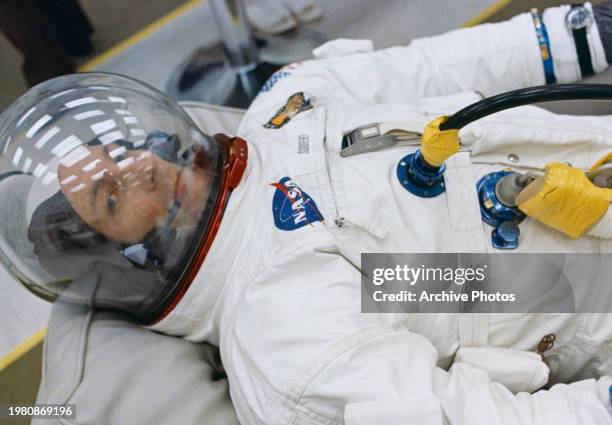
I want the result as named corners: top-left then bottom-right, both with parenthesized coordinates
top-left (0, 73), bottom-right (223, 322)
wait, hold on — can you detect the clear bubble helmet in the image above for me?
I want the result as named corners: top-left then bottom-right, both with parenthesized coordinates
top-left (0, 73), bottom-right (247, 323)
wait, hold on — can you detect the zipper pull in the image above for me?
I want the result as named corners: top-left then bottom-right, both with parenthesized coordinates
top-left (334, 217), bottom-right (346, 228)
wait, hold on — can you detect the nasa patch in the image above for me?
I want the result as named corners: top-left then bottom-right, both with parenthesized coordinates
top-left (271, 177), bottom-right (324, 230)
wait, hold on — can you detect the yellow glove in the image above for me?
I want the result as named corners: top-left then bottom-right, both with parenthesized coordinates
top-left (517, 162), bottom-right (612, 239)
top-left (420, 116), bottom-right (460, 167)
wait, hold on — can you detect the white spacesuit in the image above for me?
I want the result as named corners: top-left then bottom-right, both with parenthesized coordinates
top-left (149, 5), bottom-right (612, 425)
top-left (1, 3), bottom-right (612, 425)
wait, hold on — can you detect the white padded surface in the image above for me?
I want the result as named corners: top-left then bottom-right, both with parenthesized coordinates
top-left (34, 302), bottom-right (239, 425)
top-left (180, 101), bottom-right (245, 136)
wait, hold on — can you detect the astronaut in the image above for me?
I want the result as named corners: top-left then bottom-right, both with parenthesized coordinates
top-left (1, 2), bottom-right (612, 425)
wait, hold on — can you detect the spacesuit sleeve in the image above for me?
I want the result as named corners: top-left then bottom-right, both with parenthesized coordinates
top-left (239, 4), bottom-right (608, 135)
top-left (311, 331), bottom-right (612, 425)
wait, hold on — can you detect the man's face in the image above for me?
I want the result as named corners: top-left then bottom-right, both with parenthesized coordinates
top-left (57, 144), bottom-right (183, 244)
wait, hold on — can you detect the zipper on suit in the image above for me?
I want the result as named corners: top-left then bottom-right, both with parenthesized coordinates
top-left (321, 109), bottom-right (347, 228)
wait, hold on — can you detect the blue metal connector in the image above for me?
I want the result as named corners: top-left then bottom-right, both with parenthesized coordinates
top-left (397, 150), bottom-right (446, 198)
top-left (477, 171), bottom-right (526, 249)
top-left (491, 221), bottom-right (521, 250)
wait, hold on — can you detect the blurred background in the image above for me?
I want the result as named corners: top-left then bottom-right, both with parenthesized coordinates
top-left (0, 0), bottom-right (190, 110)
top-left (2, 0), bottom-right (576, 110)
top-left (0, 0), bottom-right (592, 423)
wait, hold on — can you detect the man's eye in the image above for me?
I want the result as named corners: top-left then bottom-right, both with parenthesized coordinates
top-left (107, 193), bottom-right (118, 210)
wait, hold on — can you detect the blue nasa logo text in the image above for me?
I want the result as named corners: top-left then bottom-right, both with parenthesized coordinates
top-left (271, 177), bottom-right (323, 230)
top-left (259, 71), bottom-right (291, 93)
top-left (259, 62), bottom-right (302, 93)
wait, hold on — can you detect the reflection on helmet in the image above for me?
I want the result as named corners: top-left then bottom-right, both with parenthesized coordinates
top-left (0, 73), bottom-right (223, 322)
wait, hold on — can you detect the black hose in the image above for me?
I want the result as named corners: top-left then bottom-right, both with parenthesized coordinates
top-left (439, 84), bottom-right (612, 131)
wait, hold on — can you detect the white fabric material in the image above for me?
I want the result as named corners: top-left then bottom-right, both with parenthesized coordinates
top-left (543, 3), bottom-right (609, 83)
top-left (444, 152), bottom-right (486, 252)
top-left (180, 101), bottom-right (245, 136)
top-left (345, 396), bottom-right (443, 425)
top-left (458, 313), bottom-right (490, 347)
top-left (34, 301), bottom-right (239, 425)
top-left (590, 209), bottom-right (612, 238)
top-left (313, 39), bottom-right (375, 59)
top-left (454, 346), bottom-right (550, 394)
top-left (151, 8), bottom-right (612, 425)
top-left (460, 105), bottom-right (612, 170)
